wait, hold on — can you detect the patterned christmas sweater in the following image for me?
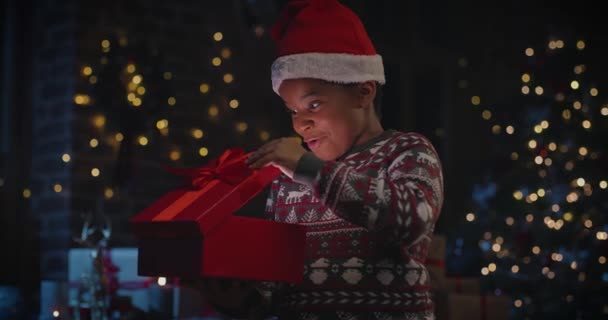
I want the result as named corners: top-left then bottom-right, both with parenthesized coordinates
top-left (262, 129), bottom-right (444, 320)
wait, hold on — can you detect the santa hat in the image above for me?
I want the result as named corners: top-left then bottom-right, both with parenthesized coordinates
top-left (270, 0), bottom-right (385, 95)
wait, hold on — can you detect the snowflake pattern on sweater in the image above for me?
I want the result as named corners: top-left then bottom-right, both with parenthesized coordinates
top-left (264, 130), bottom-right (443, 320)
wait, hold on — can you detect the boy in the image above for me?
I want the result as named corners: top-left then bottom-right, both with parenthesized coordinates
top-left (206, 0), bottom-right (443, 319)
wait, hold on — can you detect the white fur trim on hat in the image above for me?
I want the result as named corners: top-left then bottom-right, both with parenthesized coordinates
top-left (271, 52), bottom-right (385, 94)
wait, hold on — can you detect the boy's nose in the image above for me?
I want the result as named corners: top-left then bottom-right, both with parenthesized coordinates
top-left (293, 117), bottom-right (314, 132)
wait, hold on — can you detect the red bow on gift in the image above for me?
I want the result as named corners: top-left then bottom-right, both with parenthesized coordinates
top-left (162, 148), bottom-right (252, 189)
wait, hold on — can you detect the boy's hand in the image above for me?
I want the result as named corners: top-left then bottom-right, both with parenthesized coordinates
top-left (246, 137), bottom-right (307, 179)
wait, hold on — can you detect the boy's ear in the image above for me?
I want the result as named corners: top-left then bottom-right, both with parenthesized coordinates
top-left (357, 81), bottom-right (377, 109)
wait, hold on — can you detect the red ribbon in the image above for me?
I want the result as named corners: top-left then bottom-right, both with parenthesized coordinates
top-left (163, 148), bottom-right (252, 189)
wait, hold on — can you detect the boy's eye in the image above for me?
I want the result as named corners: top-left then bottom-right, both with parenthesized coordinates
top-left (308, 101), bottom-right (321, 110)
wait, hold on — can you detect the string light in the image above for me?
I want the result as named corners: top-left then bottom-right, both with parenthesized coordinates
top-left (471, 96), bottom-right (481, 106)
top-left (170, 150), bottom-right (181, 161)
top-left (167, 97), bottom-right (176, 106)
top-left (157, 277), bottom-right (167, 286)
top-left (127, 64), bottom-right (136, 73)
top-left (221, 48), bottom-right (232, 59)
top-left (576, 40), bottom-right (585, 50)
top-left (104, 188), bottom-right (114, 199)
top-left (199, 147), bottom-right (209, 157)
top-left (191, 129), bottom-right (204, 139)
top-left (74, 94), bottom-right (91, 105)
top-left (213, 32), bottom-right (223, 41)
top-left (570, 80), bottom-right (580, 90)
top-left (115, 133), bottom-right (124, 142)
top-left (62, 153), bottom-right (71, 163)
top-left (208, 105), bottom-right (219, 117)
top-left (93, 115), bottom-right (106, 128)
top-left (535, 86), bottom-right (544, 95)
top-left (521, 73), bottom-right (530, 82)
top-left (481, 267), bottom-right (489, 275)
top-left (138, 136), bottom-right (148, 146)
top-left (200, 83), bottom-right (210, 94)
top-left (259, 130), bottom-right (270, 141)
top-left (236, 122), bottom-right (248, 133)
top-left (521, 86), bottom-right (530, 95)
top-left (91, 168), bottom-right (100, 177)
top-left (596, 232), bottom-right (608, 240)
top-left (601, 106), bottom-right (608, 116)
top-left (525, 48), bottom-right (534, 56)
top-left (506, 126), bottom-right (515, 134)
top-left (211, 57), bottom-right (222, 66)
top-left (223, 73), bottom-right (234, 83)
top-left (82, 66), bottom-right (93, 76)
top-left (466, 213), bottom-right (475, 222)
top-left (163, 72), bottom-right (173, 80)
top-left (599, 181), bottom-right (607, 189)
top-left (89, 139), bottom-right (99, 148)
top-left (23, 188), bottom-right (31, 198)
top-left (482, 110), bottom-right (492, 120)
top-left (229, 99), bottom-right (239, 109)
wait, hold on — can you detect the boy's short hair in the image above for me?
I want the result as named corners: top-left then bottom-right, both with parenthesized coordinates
top-left (339, 82), bottom-right (383, 120)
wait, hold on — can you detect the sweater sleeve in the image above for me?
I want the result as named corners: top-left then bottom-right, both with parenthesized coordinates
top-left (293, 136), bottom-right (444, 245)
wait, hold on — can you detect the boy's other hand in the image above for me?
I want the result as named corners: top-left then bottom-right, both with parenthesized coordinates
top-left (246, 137), bottom-right (307, 179)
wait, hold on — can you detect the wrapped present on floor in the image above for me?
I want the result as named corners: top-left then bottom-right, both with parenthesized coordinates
top-left (426, 234), bottom-right (447, 290)
top-left (131, 148), bottom-right (306, 283)
top-left (433, 292), bottom-right (511, 320)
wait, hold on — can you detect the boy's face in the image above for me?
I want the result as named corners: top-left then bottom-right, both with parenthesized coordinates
top-left (279, 78), bottom-right (369, 161)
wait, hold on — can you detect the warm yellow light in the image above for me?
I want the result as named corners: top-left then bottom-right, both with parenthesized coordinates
top-left (208, 105), bottom-right (219, 117)
top-left (599, 256), bottom-right (606, 264)
top-left (82, 66), bottom-right (93, 76)
top-left (482, 110), bottom-right (492, 120)
top-left (200, 83), bottom-right (210, 93)
top-left (156, 119), bottom-right (169, 130)
top-left (168, 97), bottom-right (176, 106)
top-left (590, 88), bottom-right (598, 96)
top-left (221, 47), bottom-right (232, 59)
top-left (127, 93), bottom-right (136, 101)
top-left (93, 115), bottom-right (106, 128)
top-left (548, 142), bottom-right (557, 151)
top-left (506, 126), bottom-right (515, 134)
top-left (570, 80), bottom-right (579, 90)
top-left (535, 86), bottom-right (544, 95)
top-left (528, 139), bottom-right (537, 149)
top-left (101, 39), bottom-right (110, 48)
top-left (510, 152), bottom-right (518, 160)
top-left (584, 220), bottom-right (593, 228)
top-left (223, 73), bottom-right (234, 83)
top-left (53, 184), bottom-right (62, 193)
top-left (236, 122), bottom-right (248, 133)
top-left (170, 150), bottom-right (181, 161)
top-left (563, 212), bottom-right (573, 222)
top-left (576, 40), bottom-right (585, 50)
top-left (555, 40), bottom-right (564, 48)
top-left (137, 86), bottom-right (146, 95)
top-left (521, 86), bottom-right (530, 95)
top-left (491, 125), bottom-right (501, 134)
top-left (132, 98), bottom-right (142, 107)
top-left (91, 168), bottom-right (100, 177)
top-left (532, 246), bottom-right (540, 254)
top-left (62, 153), bottom-right (71, 163)
top-left (582, 120), bottom-right (591, 129)
top-left (526, 214), bottom-right (534, 223)
top-left (492, 244), bottom-right (501, 252)
top-left (555, 93), bottom-right (565, 101)
top-left (471, 96), bottom-right (481, 105)
top-left (599, 181), bottom-right (607, 189)
top-left (601, 107), bottom-right (608, 116)
top-left (89, 139), bottom-right (99, 148)
top-left (53, 310), bottom-right (60, 318)
top-left (259, 130), bottom-right (270, 141)
top-left (211, 57), bottom-right (222, 66)
top-left (562, 109), bottom-right (571, 120)
top-left (521, 73), bottom-right (530, 82)
top-left (192, 129), bottom-right (204, 139)
top-left (127, 64), bottom-right (136, 73)
top-left (573, 101), bottom-right (582, 110)
top-left (513, 191), bottom-right (523, 200)
top-left (199, 147), bottom-right (209, 157)
top-left (466, 213), bottom-right (475, 222)
top-left (577, 178), bottom-right (586, 187)
top-left (138, 136), bottom-right (148, 146)
top-left (578, 147), bottom-right (588, 156)
top-left (597, 232), bottom-right (608, 240)
top-left (525, 48), bottom-right (534, 56)
top-left (89, 76), bottom-right (97, 84)
top-left (534, 125), bottom-right (543, 133)
top-left (115, 133), bottom-right (124, 142)
top-left (132, 75), bottom-right (143, 84)
top-left (213, 32), bottom-right (223, 41)
top-left (514, 300), bottom-right (522, 308)
top-left (157, 277), bottom-right (167, 286)
top-left (74, 94), bottom-right (90, 105)
top-left (506, 217), bottom-right (515, 226)
top-left (511, 265), bottom-right (519, 273)
top-left (229, 99), bottom-right (239, 109)
top-left (163, 72), bottom-right (172, 80)
top-left (481, 267), bottom-right (489, 276)
top-left (104, 188), bottom-right (114, 199)
top-left (488, 263), bottom-right (497, 272)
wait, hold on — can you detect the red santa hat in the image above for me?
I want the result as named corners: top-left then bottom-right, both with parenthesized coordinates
top-left (270, 0), bottom-right (385, 94)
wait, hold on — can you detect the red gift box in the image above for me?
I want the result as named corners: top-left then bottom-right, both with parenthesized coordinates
top-left (130, 148), bottom-right (306, 283)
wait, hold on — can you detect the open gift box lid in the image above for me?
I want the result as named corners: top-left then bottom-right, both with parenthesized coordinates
top-left (130, 148), bottom-right (306, 283)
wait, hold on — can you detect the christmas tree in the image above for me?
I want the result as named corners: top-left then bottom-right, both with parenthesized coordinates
top-left (458, 37), bottom-right (608, 319)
